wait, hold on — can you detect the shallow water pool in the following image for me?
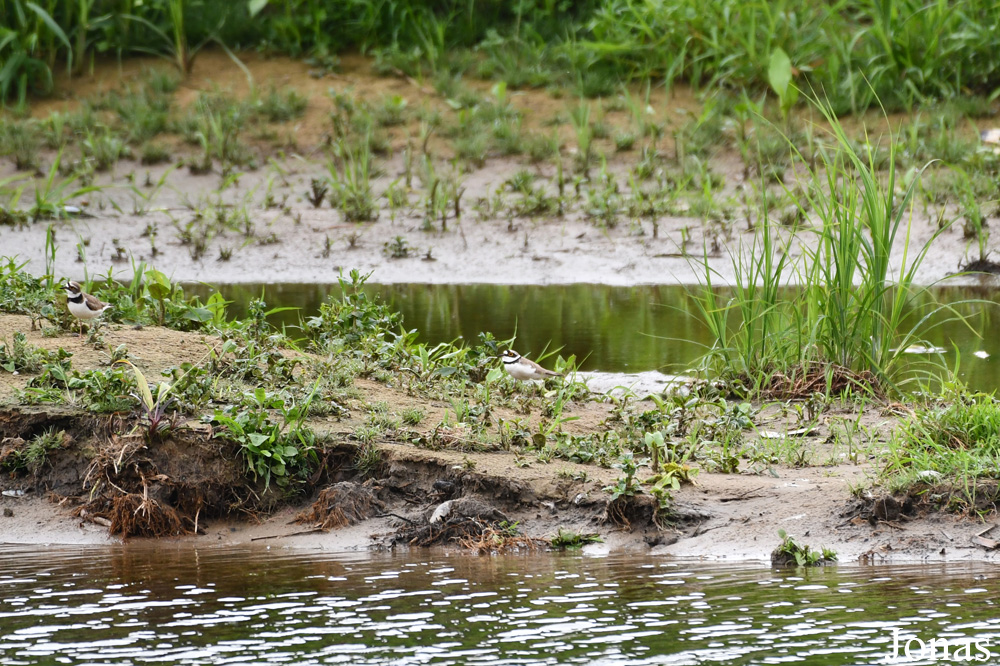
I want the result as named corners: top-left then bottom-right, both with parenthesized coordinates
top-left (187, 282), bottom-right (1000, 390)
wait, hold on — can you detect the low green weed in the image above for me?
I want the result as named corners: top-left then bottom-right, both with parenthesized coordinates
top-left (0, 123), bottom-right (41, 171)
top-left (552, 431), bottom-right (621, 467)
top-left (0, 427), bottom-right (66, 474)
top-left (81, 128), bottom-right (131, 171)
top-left (208, 386), bottom-right (319, 490)
top-left (71, 364), bottom-right (139, 412)
top-left (29, 150), bottom-right (103, 221)
top-left (880, 387), bottom-right (1000, 508)
top-left (353, 440), bottom-right (383, 478)
top-left (25, 355), bottom-right (73, 390)
top-left (327, 138), bottom-right (378, 223)
top-left (0, 332), bottom-right (52, 373)
top-left (772, 529), bottom-right (837, 567)
top-left (254, 86), bottom-right (308, 123)
top-left (550, 528), bottom-right (602, 550)
top-left (605, 451), bottom-right (641, 500)
top-left (118, 359), bottom-right (192, 439)
top-left (161, 362), bottom-right (216, 412)
top-left (307, 270), bottom-right (401, 352)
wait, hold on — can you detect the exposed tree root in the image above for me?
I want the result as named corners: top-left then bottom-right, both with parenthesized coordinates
top-left (397, 516), bottom-right (545, 553)
top-left (295, 481), bottom-right (384, 529)
top-left (107, 492), bottom-right (187, 538)
top-left (601, 494), bottom-right (656, 529)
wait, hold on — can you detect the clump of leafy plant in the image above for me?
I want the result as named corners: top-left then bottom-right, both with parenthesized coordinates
top-left (0, 427), bottom-right (66, 474)
top-left (0, 332), bottom-right (53, 373)
top-left (401, 407), bottom-right (425, 426)
top-left (306, 269), bottom-right (401, 354)
top-left (131, 266), bottom-right (226, 331)
top-left (117, 360), bottom-right (191, 440)
top-left (552, 431), bottom-right (622, 467)
top-left (0, 123), bottom-right (41, 171)
top-left (771, 529), bottom-right (837, 567)
top-left (604, 451), bottom-right (641, 500)
top-left (878, 387), bottom-right (1000, 508)
top-left (327, 137), bottom-right (378, 222)
top-left (18, 357), bottom-right (137, 411)
top-left (254, 86), bottom-right (308, 123)
top-left (383, 235), bottom-right (412, 259)
top-left (208, 386), bottom-right (319, 491)
top-left (550, 528), bottom-right (602, 550)
top-left (214, 299), bottom-right (301, 385)
top-left (353, 440), bottom-right (382, 479)
top-left (161, 362), bottom-right (216, 412)
top-left (72, 365), bottom-right (139, 412)
top-left (901, 390), bottom-right (1000, 453)
top-left (0, 258), bottom-right (54, 316)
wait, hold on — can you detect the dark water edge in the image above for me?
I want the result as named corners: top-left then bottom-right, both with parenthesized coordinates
top-left (184, 282), bottom-right (1000, 389)
top-left (2, 544), bottom-right (1000, 666)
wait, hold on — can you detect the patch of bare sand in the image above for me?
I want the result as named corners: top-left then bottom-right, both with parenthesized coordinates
top-left (0, 314), bottom-right (217, 404)
top-left (662, 466), bottom-right (1000, 563)
top-left (1, 152), bottom-right (985, 288)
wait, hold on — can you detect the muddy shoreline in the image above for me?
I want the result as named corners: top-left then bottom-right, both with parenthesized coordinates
top-left (1, 51), bottom-right (996, 290)
top-left (1, 152), bottom-right (994, 289)
top-left (3, 434), bottom-right (995, 564)
top-left (0, 315), bottom-right (997, 563)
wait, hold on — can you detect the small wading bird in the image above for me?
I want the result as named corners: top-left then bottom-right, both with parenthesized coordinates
top-left (500, 349), bottom-right (562, 381)
top-left (63, 280), bottom-right (112, 335)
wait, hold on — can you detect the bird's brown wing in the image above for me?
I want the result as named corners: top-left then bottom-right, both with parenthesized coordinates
top-left (525, 357), bottom-right (562, 377)
top-left (83, 293), bottom-right (109, 312)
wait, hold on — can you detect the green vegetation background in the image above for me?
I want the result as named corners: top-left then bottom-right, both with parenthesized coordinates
top-left (5, 0), bottom-right (1000, 112)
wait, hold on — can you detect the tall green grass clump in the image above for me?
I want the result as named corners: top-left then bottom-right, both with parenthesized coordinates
top-left (693, 94), bottom-right (955, 397)
top-left (796, 102), bottom-right (946, 388)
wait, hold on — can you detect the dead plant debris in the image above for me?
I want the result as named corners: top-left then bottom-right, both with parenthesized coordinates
top-left (295, 481), bottom-right (385, 529)
top-left (106, 493), bottom-right (186, 538)
top-left (396, 516), bottom-right (545, 553)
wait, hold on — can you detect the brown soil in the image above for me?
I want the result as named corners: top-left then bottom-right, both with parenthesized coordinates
top-left (2, 314), bottom-right (999, 563)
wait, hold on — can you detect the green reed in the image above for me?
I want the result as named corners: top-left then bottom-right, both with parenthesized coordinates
top-left (692, 94), bottom-right (964, 396)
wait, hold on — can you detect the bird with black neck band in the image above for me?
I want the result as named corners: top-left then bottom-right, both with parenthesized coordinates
top-left (62, 280), bottom-right (112, 335)
top-left (499, 349), bottom-right (562, 381)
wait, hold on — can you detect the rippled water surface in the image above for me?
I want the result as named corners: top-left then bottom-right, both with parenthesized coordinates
top-left (2, 545), bottom-right (999, 665)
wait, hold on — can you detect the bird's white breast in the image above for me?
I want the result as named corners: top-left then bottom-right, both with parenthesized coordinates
top-left (68, 299), bottom-right (104, 320)
top-left (505, 361), bottom-right (540, 380)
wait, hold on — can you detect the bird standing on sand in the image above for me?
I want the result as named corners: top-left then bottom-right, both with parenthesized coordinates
top-left (500, 349), bottom-right (562, 381)
top-left (63, 280), bottom-right (112, 335)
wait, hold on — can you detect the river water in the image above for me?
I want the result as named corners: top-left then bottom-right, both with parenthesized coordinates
top-left (2, 544), bottom-right (998, 665)
top-left (189, 282), bottom-right (1000, 390)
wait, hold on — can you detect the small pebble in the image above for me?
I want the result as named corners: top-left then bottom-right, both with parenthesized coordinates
top-left (3, 508), bottom-right (13, 518)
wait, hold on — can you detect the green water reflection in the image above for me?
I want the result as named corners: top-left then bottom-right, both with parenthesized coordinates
top-left (185, 282), bottom-right (1000, 389)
